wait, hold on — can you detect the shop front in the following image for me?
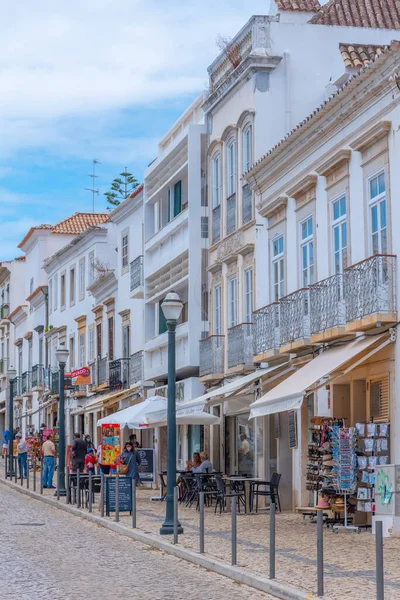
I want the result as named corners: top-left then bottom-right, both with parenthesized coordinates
top-left (250, 334), bottom-right (393, 512)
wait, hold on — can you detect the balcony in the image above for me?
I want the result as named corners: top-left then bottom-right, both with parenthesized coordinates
top-left (310, 274), bottom-right (347, 343)
top-left (226, 193), bottom-right (236, 235)
top-left (227, 323), bottom-right (254, 371)
top-left (344, 254), bottom-right (397, 332)
top-left (109, 358), bottom-right (130, 391)
top-left (32, 364), bottom-right (44, 388)
top-left (130, 351), bottom-right (144, 385)
top-left (97, 357), bottom-right (108, 387)
top-left (279, 288), bottom-right (311, 353)
top-left (199, 335), bottom-right (225, 379)
top-left (21, 371), bottom-right (32, 395)
top-left (253, 303), bottom-right (281, 361)
top-left (51, 370), bottom-right (59, 395)
top-left (13, 376), bottom-right (22, 398)
top-left (130, 255), bottom-right (144, 299)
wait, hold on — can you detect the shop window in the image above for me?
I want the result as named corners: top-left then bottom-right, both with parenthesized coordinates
top-left (369, 375), bottom-right (389, 422)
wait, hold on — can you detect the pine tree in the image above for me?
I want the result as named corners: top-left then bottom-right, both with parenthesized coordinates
top-left (104, 168), bottom-right (139, 208)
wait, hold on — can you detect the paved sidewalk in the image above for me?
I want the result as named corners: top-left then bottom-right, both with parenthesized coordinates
top-left (4, 472), bottom-right (400, 599)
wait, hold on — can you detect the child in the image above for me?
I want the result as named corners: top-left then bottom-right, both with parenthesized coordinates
top-left (84, 448), bottom-right (97, 474)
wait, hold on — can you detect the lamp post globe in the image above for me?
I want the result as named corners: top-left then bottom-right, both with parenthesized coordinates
top-left (56, 343), bottom-right (69, 496)
top-left (160, 291), bottom-right (183, 536)
top-left (6, 367), bottom-right (17, 478)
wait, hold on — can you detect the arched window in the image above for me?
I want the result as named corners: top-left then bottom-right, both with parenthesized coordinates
top-left (226, 138), bottom-right (236, 197)
top-left (212, 152), bottom-right (221, 208)
top-left (242, 124), bottom-right (252, 172)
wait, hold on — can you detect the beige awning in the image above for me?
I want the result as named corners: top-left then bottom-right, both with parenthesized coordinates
top-left (177, 364), bottom-right (292, 416)
top-left (249, 334), bottom-right (391, 418)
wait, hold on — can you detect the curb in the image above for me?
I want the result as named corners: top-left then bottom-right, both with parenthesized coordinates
top-left (1, 478), bottom-right (312, 600)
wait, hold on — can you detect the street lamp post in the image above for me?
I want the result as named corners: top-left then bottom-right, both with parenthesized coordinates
top-left (160, 291), bottom-right (183, 536)
top-left (55, 343), bottom-right (69, 496)
top-left (7, 367), bottom-right (17, 478)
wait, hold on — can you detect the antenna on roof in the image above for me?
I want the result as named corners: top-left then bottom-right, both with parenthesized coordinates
top-left (84, 159), bottom-right (101, 213)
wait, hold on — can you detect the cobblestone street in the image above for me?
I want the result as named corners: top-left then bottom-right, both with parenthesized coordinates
top-left (0, 485), bottom-right (274, 600)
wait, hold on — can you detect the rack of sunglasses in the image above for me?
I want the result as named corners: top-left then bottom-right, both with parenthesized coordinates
top-left (355, 422), bottom-right (390, 516)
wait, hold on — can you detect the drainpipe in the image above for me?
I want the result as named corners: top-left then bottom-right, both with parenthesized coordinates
top-left (284, 51), bottom-right (292, 132)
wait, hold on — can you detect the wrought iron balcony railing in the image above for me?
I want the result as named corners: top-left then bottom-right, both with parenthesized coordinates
top-left (31, 364), bottom-right (44, 388)
top-left (0, 304), bottom-right (9, 320)
top-left (344, 254), bottom-right (397, 324)
top-left (199, 335), bottom-right (225, 377)
top-left (228, 323), bottom-right (254, 369)
top-left (280, 288), bottom-right (311, 346)
top-left (130, 351), bottom-right (144, 385)
top-left (253, 302), bottom-right (280, 356)
top-left (242, 184), bottom-right (252, 225)
top-left (130, 255), bottom-right (143, 292)
top-left (21, 371), bottom-right (32, 395)
top-left (97, 356), bottom-right (108, 386)
top-left (212, 206), bottom-right (221, 244)
top-left (51, 370), bottom-right (59, 395)
top-left (13, 376), bottom-right (22, 397)
top-left (310, 273), bottom-right (346, 335)
top-left (226, 193), bottom-right (236, 235)
top-left (109, 358), bottom-right (130, 391)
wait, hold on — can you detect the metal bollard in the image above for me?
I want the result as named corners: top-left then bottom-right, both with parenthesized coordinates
top-left (26, 461), bottom-right (30, 490)
top-left (376, 520), bottom-right (384, 600)
top-left (231, 494), bottom-right (237, 566)
top-left (199, 490), bottom-right (205, 554)
top-left (317, 508), bottom-right (324, 598)
top-left (65, 467), bottom-right (70, 504)
top-left (33, 459), bottom-right (37, 492)
top-left (77, 468), bottom-right (81, 508)
top-left (56, 462), bottom-right (60, 501)
top-left (88, 470), bottom-right (93, 513)
top-left (115, 474), bottom-right (120, 523)
top-left (20, 459), bottom-right (23, 486)
top-left (270, 499), bottom-right (276, 580)
top-left (132, 478), bottom-right (137, 528)
top-left (173, 486), bottom-right (178, 544)
top-left (40, 458), bottom-right (43, 494)
top-left (100, 473), bottom-right (105, 517)
top-left (4, 452), bottom-right (7, 479)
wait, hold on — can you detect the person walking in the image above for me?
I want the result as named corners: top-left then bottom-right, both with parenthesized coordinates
top-left (120, 441), bottom-right (141, 482)
top-left (16, 432), bottom-right (28, 479)
top-left (71, 433), bottom-right (87, 473)
top-left (42, 434), bottom-right (56, 489)
top-left (2, 429), bottom-right (9, 459)
top-left (96, 443), bottom-right (110, 475)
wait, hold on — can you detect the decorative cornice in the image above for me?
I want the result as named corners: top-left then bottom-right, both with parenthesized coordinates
top-left (103, 296), bottom-right (115, 307)
top-left (91, 304), bottom-right (104, 316)
top-left (259, 196), bottom-right (288, 219)
top-left (349, 120), bottom-right (391, 153)
top-left (315, 149), bottom-right (351, 177)
top-left (118, 308), bottom-right (130, 319)
top-left (23, 331), bottom-right (33, 340)
top-left (74, 315), bottom-right (87, 325)
top-left (286, 175), bottom-right (318, 198)
top-left (9, 305), bottom-right (28, 326)
top-left (14, 337), bottom-right (23, 347)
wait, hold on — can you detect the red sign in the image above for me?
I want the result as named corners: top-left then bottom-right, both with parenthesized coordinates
top-left (65, 366), bottom-right (91, 386)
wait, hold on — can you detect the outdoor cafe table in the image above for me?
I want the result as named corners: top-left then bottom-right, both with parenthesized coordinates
top-left (226, 476), bottom-right (270, 515)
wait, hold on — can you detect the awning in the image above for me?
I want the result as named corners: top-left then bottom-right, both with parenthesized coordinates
top-left (83, 398), bottom-right (105, 413)
top-left (97, 395), bottom-right (219, 429)
top-left (250, 334), bottom-right (391, 419)
top-left (176, 364), bottom-right (290, 416)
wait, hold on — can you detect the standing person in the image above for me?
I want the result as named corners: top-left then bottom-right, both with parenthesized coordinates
top-left (16, 432), bottom-right (28, 479)
top-left (71, 433), bottom-right (87, 473)
top-left (120, 441), bottom-right (141, 482)
top-left (129, 433), bottom-right (141, 449)
top-left (84, 448), bottom-right (97, 474)
top-left (2, 429), bottom-right (9, 459)
top-left (42, 434), bottom-right (56, 489)
top-left (96, 443), bottom-right (110, 475)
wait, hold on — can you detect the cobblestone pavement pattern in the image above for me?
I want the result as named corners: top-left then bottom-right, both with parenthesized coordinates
top-left (0, 485), bottom-right (274, 600)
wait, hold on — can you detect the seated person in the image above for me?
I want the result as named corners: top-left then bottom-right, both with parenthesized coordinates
top-left (192, 451), bottom-right (213, 473)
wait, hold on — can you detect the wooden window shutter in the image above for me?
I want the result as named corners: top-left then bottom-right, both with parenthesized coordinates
top-left (368, 374), bottom-right (389, 422)
top-left (108, 317), bottom-right (114, 361)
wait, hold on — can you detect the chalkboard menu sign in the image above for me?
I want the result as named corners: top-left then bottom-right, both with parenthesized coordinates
top-left (274, 414), bottom-right (280, 439)
top-left (288, 410), bottom-right (298, 449)
top-left (137, 448), bottom-right (154, 482)
top-left (105, 476), bottom-right (132, 515)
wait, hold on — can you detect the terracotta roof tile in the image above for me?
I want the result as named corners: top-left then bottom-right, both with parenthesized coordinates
top-left (276, 0), bottom-right (321, 10)
top-left (309, 0), bottom-right (400, 29)
top-left (340, 43), bottom-right (385, 67)
top-left (52, 212), bottom-right (109, 235)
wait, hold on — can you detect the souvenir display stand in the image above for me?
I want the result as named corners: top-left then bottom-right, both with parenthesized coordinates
top-left (331, 426), bottom-right (358, 533)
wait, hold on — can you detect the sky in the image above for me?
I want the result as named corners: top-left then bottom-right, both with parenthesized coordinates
top-left (0, 0), bottom-right (275, 259)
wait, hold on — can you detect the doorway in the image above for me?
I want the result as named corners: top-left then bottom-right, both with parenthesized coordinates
top-left (225, 414), bottom-right (255, 477)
